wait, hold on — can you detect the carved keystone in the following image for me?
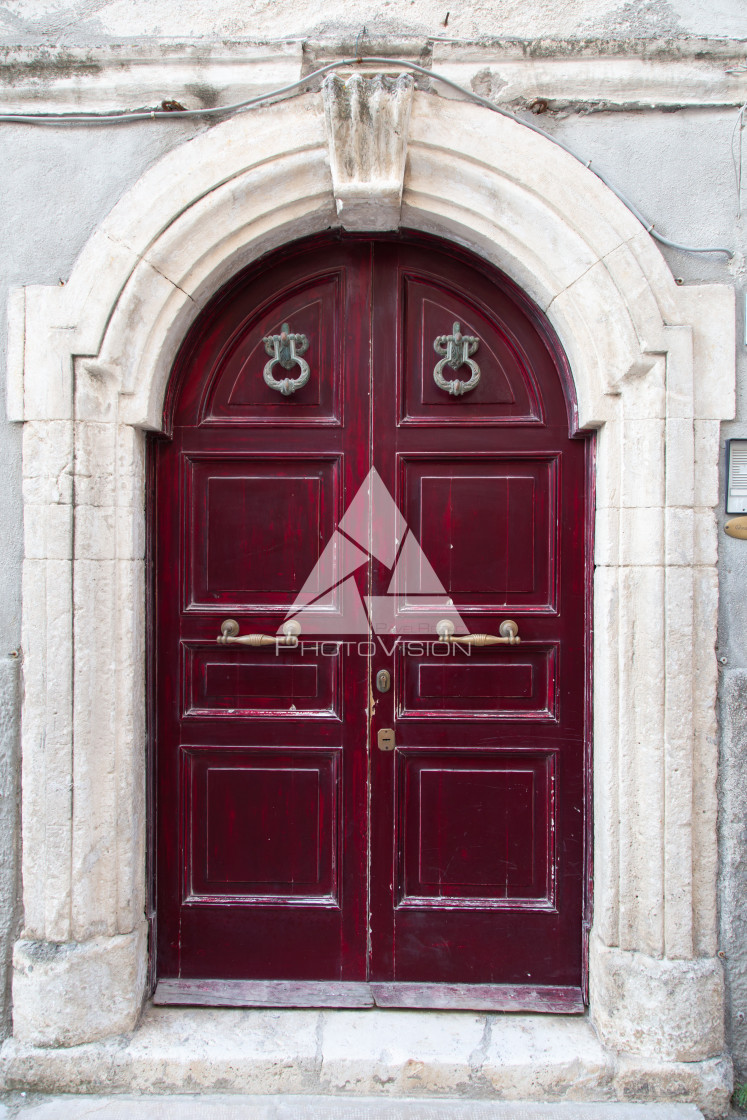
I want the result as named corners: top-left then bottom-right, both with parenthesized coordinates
top-left (322, 72), bottom-right (414, 232)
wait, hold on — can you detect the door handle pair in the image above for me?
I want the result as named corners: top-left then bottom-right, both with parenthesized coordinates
top-left (216, 618), bottom-right (521, 649)
top-left (217, 619), bottom-right (301, 648)
top-left (436, 619), bottom-right (521, 646)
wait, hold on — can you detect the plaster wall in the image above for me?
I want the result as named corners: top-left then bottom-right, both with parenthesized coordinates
top-left (0, 0), bottom-right (744, 44)
top-left (0, 0), bottom-right (746, 1103)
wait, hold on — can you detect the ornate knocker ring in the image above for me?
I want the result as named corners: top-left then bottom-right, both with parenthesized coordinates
top-left (262, 323), bottom-right (311, 396)
top-left (433, 321), bottom-right (480, 396)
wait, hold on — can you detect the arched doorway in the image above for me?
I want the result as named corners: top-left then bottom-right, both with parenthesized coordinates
top-left (10, 78), bottom-right (729, 1095)
top-left (151, 231), bottom-right (592, 1010)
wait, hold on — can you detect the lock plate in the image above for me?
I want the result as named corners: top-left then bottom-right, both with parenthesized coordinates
top-left (375, 669), bottom-right (391, 693)
top-left (377, 728), bottom-right (395, 752)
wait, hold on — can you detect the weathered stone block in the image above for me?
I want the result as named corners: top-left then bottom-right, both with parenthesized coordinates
top-left (320, 1009), bottom-right (484, 1094)
top-left (590, 938), bottom-right (725, 1062)
top-left (12, 927), bottom-right (147, 1048)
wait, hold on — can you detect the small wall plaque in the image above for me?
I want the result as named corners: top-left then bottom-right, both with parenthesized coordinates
top-left (724, 516), bottom-right (747, 539)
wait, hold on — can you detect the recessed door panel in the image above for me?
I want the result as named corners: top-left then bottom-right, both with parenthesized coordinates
top-left (398, 752), bottom-right (555, 905)
top-left (400, 275), bottom-right (542, 424)
top-left (397, 644), bottom-right (557, 720)
top-left (184, 749), bottom-right (338, 902)
top-left (399, 456), bottom-right (557, 613)
top-left (203, 275), bottom-right (343, 424)
top-left (186, 456), bottom-right (337, 610)
top-left (183, 642), bottom-right (341, 718)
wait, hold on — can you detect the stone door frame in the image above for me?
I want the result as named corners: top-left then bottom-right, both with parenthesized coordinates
top-left (6, 75), bottom-right (734, 1074)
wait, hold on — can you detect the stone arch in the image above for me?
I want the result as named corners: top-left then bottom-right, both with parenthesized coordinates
top-left (37, 89), bottom-right (701, 433)
top-left (7, 79), bottom-right (734, 1104)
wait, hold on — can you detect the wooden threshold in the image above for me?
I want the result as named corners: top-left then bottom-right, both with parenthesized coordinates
top-left (154, 979), bottom-right (373, 1008)
top-left (370, 982), bottom-right (584, 1013)
top-left (154, 979), bottom-right (584, 1013)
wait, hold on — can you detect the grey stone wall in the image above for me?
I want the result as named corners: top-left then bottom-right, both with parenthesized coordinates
top-left (0, 0), bottom-right (746, 1086)
top-left (720, 671), bottom-right (747, 1085)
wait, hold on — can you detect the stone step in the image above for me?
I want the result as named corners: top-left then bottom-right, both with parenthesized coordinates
top-left (0, 1009), bottom-right (728, 1117)
top-left (0, 1097), bottom-right (706, 1119)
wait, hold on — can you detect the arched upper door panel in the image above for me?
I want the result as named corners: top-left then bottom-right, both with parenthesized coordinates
top-left (166, 233), bottom-right (574, 435)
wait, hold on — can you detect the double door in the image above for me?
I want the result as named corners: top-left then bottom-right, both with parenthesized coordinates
top-left (153, 235), bottom-right (590, 1009)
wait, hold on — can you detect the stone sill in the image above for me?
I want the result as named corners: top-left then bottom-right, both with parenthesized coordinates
top-left (0, 1006), bottom-right (733, 1118)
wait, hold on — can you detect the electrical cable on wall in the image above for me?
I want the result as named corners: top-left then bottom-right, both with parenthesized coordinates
top-left (0, 55), bottom-right (733, 259)
top-left (732, 100), bottom-right (747, 218)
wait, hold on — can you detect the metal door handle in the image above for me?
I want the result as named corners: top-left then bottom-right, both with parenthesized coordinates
top-left (217, 619), bottom-right (301, 648)
top-left (436, 618), bottom-right (520, 646)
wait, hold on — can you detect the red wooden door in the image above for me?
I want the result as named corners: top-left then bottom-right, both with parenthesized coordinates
top-left (152, 234), bottom-right (591, 1010)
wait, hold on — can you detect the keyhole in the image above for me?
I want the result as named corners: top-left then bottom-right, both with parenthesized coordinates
top-left (376, 669), bottom-right (391, 693)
